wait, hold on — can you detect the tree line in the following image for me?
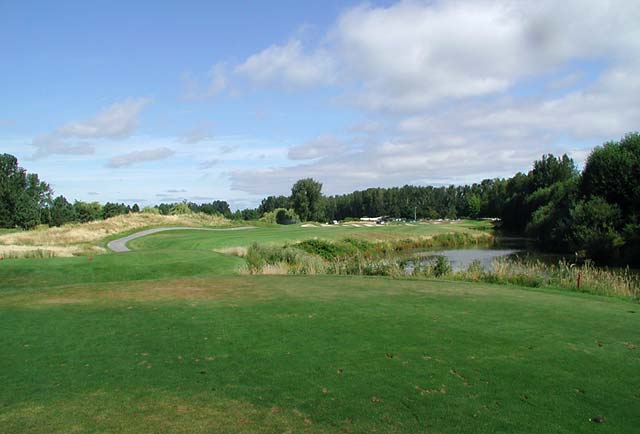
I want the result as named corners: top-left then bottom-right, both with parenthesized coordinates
top-left (0, 153), bottom-right (235, 228)
top-left (252, 133), bottom-right (639, 265)
top-left (1, 133), bottom-right (638, 264)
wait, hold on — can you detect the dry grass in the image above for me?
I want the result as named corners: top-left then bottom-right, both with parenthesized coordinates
top-left (0, 389), bottom-right (323, 434)
top-left (0, 213), bottom-right (229, 258)
top-left (261, 263), bottom-right (293, 275)
top-left (215, 246), bottom-right (248, 257)
top-left (0, 244), bottom-right (105, 259)
top-left (458, 257), bottom-right (640, 300)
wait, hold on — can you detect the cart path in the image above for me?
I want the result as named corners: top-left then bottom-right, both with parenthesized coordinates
top-left (107, 226), bottom-right (256, 252)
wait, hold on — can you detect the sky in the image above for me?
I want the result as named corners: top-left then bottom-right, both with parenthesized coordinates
top-left (1, 0), bottom-right (639, 210)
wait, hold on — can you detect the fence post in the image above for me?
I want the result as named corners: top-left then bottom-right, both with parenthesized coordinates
top-left (577, 272), bottom-right (582, 290)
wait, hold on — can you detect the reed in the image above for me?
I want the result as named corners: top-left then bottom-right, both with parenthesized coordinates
top-left (242, 236), bottom-right (639, 301)
top-left (454, 257), bottom-right (639, 300)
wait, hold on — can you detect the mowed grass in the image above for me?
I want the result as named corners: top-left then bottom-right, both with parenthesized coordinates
top-left (1, 222), bottom-right (638, 432)
top-left (0, 221), bottom-right (489, 291)
top-left (129, 221), bottom-right (490, 252)
top-left (1, 275), bottom-right (639, 433)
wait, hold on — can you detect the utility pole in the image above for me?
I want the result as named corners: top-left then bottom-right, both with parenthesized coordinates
top-left (414, 206), bottom-right (417, 222)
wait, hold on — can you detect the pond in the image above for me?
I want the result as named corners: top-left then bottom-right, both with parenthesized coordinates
top-left (411, 236), bottom-right (570, 272)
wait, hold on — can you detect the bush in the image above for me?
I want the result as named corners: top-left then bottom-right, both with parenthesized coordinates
top-left (296, 239), bottom-right (360, 260)
top-left (260, 208), bottom-right (299, 225)
top-left (142, 206), bottom-right (160, 214)
top-left (431, 256), bottom-right (452, 277)
top-left (170, 202), bottom-right (192, 215)
top-left (567, 197), bottom-right (624, 261)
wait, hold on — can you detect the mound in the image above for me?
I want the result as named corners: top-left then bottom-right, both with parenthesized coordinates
top-left (0, 213), bottom-right (229, 258)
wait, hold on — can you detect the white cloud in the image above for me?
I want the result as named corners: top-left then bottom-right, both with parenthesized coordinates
top-left (330, 0), bottom-right (640, 111)
top-left (233, 1), bottom-right (639, 112)
top-left (56, 98), bottom-right (149, 138)
top-left (224, 0), bottom-right (640, 196)
top-left (288, 134), bottom-right (347, 160)
top-left (107, 147), bottom-right (175, 168)
top-left (31, 98), bottom-right (150, 159)
top-left (182, 62), bottom-right (228, 100)
top-left (235, 39), bottom-right (336, 88)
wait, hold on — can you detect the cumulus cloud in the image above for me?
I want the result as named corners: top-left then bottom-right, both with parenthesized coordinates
top-left (107, 147), bottom-right (174, 168)
top-left (31, 98), bottom-right (150, 159)
top-left (331, 0), bottom-right (640, 111)
top-left (226, 0), bottom-right (640, 195)
top-left (288, 134), bottom-right (347, 160)
top-left (234, 1), bottom-right (639, 111)
top-left (230, 133), bottom-right (556, 196)
top-left (236, 39), bottom-right (336, 88)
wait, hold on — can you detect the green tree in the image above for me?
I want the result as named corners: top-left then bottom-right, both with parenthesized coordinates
top-left (50, 195), bottom-right (76, 226)
top-left (464, 193), bottom-right (481, 218)
top-left (102, 202), bottom-right (130, 219)
top-left (0, 154), bottom-right (52, 228)
top-left (14, 191), bottom-right (40, 229)
top-left (567, 197), bottom-right (624, 261)
top-left (170, 201), bottom-right (192, 215)
top-left (258, 195), bottom-right (290, 216)
top-left (525, 177), bottom-right (579, 251)
top-left (241, 208), bottom-right (259, 220)
top-left (290, 178), bottom-right (324, 222)
top-left (74, 201), bottom-right (102, 223)
top-left (581, 132), bottom-right (640, 217)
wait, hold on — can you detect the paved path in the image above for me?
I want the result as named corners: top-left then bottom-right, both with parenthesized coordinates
top-left (107, 226), bottom-right (256, 253)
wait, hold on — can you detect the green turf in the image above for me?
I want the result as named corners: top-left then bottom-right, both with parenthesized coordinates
top-left (128, 221), bottom-right (489, 251)
top-left (1, 276), bottom-right (638, 433)
top-left (1, 221), bottom-right (638, 433)
top-left (0, 221), bottom-right (489, 291)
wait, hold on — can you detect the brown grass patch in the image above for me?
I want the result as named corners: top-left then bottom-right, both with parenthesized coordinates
top-left (0, 390), bottom-right (323, 434)
top-left (215, 246), bottom-right (248, 257)
top-left (0, 277), bottom-right (267, 307)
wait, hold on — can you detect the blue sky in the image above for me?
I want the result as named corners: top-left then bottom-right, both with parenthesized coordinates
top-left (1, 0), bottom-right (638, 209)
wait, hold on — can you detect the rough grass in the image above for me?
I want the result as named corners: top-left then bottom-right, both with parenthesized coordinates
top-left (1, 275), bottom-right (639, 433)
top-left (454, 258), bottom-right (640, 300)
top-left (0, 244), bottom-right (106, 259)
top-left (0, 213), bottom-right (229, 258)
top-left (241, 233), bottom-right (493, 277)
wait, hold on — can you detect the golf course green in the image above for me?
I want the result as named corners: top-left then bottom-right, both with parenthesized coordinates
top-left (1, 221), bottom-right (638, 433)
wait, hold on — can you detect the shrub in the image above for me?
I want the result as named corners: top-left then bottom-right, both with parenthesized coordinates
top-left (170, 202), bottom-right (192, 215)
top-left (142, 206), bottom-right (160, 214)
top-left (260, 208), bottom-right (299, 225)
top-left (431, 256), bottom-right (452, 277)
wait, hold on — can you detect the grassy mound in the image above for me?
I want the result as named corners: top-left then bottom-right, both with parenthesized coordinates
top-left (0, 213), bottom-right (230, 258)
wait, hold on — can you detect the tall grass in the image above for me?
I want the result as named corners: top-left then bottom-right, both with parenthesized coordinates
top-left (244, 243), bottom-right (326, 275)
top-left (456, 257), bottom-right (640, 300)
top-left (0, 244), bottom-right (106, 259)
top-left (241, 233), bottom-right (490, 278)
top-left (240, 235), bottom-right (639, 300)
top-left (0, 213), bottom-right (230, 258)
